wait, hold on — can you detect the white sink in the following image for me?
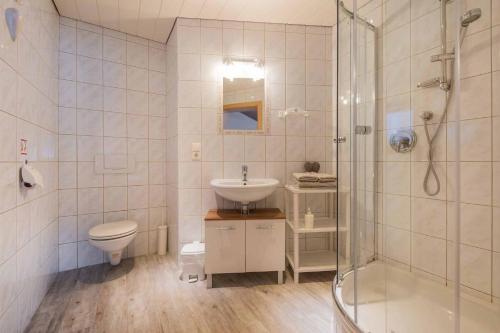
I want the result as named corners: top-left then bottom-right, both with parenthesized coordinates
top-left (210, 178), bottom-right (279, 204)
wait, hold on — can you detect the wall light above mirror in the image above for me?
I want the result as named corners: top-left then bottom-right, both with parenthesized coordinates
top-left (222, 57), bottom-right (266, 133)
top-left (222, 57), bottom-right (265, 81)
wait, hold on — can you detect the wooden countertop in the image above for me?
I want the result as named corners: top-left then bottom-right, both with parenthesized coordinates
top-left (205, 208), bottom-right (285, 221)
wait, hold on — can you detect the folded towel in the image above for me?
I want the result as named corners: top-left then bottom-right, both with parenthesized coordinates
top-left (294, 175), bottom-right (318, 182)
top-left (298, 181), bottom-right (337, 188)
top-left (293, 172), bottom-right (336, 183)
top-left (293, 172), bottom-right (318, 182)
top-left (319, 176), bottom-right (336, 183)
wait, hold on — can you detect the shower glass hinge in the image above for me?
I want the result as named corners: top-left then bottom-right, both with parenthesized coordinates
top-left (355, 125), bottom-right (371, 135)
top-left (334, 137), bottom-right (346, 143)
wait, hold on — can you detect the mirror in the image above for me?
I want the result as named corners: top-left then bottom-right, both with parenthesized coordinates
top-left (222, 58), bottom-right (265, 132)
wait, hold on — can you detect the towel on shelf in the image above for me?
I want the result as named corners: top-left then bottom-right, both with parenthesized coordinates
top-left (318, 175), bottom-right (336, 183)
top-left (292, 172), bottom-right (337, 188)
top-left (293, 172), bottom-right (337, 183)
top-left (297, 181), bottom-right (337, 188)
top-left (293, 173), bottom-right (319, 182)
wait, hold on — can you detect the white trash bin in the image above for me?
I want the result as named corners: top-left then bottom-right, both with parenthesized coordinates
top-left (180, 241), bottom-right (205, 283)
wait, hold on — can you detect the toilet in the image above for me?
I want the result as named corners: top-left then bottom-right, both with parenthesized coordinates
top-left (88, 220), bottom-right (138, 265)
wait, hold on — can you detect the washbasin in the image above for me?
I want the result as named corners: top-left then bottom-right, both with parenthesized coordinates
top-left (210, 178), bottom-right (279, 204)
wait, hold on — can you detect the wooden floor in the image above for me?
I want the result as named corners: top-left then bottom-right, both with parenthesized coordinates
top-left (26, 255), bottom-right (336, 333)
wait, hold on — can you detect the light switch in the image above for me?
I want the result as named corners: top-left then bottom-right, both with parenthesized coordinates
top-left (192, 142), bottom-right (201, 161)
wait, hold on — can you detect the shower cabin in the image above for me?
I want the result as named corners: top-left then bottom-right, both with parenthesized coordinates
top-left (333, 0), bottom-right (500, 332)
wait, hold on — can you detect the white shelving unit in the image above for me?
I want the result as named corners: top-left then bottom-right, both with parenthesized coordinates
top-left (284, 185), bottom-right (349, 283)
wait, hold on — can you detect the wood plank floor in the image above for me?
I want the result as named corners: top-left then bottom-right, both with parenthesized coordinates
top-left (26, 255), bottom-right (336, 333)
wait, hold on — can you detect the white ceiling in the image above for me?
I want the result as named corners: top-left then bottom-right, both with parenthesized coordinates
top-left (53, 0), bottom-right (336, 43)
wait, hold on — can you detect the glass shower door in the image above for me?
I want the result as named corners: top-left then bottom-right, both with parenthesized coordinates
top-left (335, 0), bottom-right (377, 328)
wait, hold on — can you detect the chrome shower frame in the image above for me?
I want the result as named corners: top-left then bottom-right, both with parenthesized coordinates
top-left (436, 0), bottom-right (453, 90)
top-left (418, 2), bottom-right (482, 90)
top-left (418, 2), bottom-right (481, 197)
top-left (417, 0), bottom-right (454, 90)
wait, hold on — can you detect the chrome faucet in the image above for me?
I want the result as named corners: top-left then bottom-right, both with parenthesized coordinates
top-left (242, 165), bottom-right (248, 182)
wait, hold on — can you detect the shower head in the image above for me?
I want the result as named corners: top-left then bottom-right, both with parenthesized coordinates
top-left (461, 8), bottom-right (481, 27)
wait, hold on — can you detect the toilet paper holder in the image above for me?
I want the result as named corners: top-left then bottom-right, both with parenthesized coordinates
top-left (20, 160), bottom-right (44, 188)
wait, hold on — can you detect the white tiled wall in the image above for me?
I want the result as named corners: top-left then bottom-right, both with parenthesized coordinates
top-left (58, 18), bottom-right (168, 270)
top-left (348, 0), bottom-right (500, 302)
top-left (0, 1), bottom-right (60, 331)
top-left (171, 18), bottom-right (334, 253)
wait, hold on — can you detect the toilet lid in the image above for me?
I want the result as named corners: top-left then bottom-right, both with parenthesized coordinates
top-left (89, 220), bottom-right (137, 240)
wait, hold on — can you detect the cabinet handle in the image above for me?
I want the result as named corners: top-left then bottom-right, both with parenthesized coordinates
top-left (256, 225), bottom-right (274, 230)
top-left (216, 226), bottom-right (235, 231)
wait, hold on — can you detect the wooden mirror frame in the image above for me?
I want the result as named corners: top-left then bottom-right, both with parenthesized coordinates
top-left (222, 101), bottom-right (263, 131)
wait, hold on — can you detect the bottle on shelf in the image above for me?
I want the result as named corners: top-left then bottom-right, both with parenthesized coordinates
top-left (304, 208), bottom-right (314, 229)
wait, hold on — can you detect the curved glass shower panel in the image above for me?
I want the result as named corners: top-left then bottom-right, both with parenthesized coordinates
top-left (335, 0), bottom-right (377, 329)
top-left (353, 2), bottom-right (376, 268)
top-left (452, 2), bottom-right (500, 332)
top-left (334, 0), bottom-right (500, 332)
top-left (336, 1), bottom-right (353, 289)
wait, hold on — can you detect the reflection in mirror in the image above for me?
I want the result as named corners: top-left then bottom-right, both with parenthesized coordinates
top-left (222, 58), bottom-right (265, 132)
top-left (223, 100), bottom-right (262, 130)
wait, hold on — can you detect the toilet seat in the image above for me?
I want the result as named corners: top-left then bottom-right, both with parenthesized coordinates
top-left (89, 220), bottom-right (137, 241)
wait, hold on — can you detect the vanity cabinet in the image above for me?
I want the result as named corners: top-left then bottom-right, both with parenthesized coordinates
top-left (245, 220), bottom-right (285, 272)
top-left (204, 209), bottom-right (285, 288)
top-left (205, 220), bottom-right (245, 274)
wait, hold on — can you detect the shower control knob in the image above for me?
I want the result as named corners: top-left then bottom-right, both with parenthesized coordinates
top-left (389, 129), bottom-right (417, 153)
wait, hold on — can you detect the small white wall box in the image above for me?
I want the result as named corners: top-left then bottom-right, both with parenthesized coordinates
top-left (20, 161), bottom-right (44, 188)
top-left (180, 241), bottom-right (205, 283)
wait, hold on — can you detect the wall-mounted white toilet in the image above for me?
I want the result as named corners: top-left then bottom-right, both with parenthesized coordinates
top-left (88, 220), bottom-right (138, 265)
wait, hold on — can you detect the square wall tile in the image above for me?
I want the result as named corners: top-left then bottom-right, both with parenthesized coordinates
top-left (77, 56), bottom-right (102, 84)
top-left (178, 26), bottom-right (200, 53)
top-left (127, 66), bottom-right (148, 92)
top-left (78, 241), bottom-right (103, 267)
top-left (178, 53), bottom-right (201, 81)
top-left (128, 186), bottom-right (149, 210)
top-left (128, 209), bottom-right (149, 232)
top-left (77, 188), bottom-right (104, 215)
top-left (104, 187), bottom-right (127, 212)
top-left (223, 29), bottom-right (243, 56)
top-left (59, 243), bottom-right (77, 271)
top-left (127, 42), bottom-right (148, 68)
top-left (103, 36), bottom-right (126, 63)
top-left (77, 29), bottom-right (102, 59)
top-left (0, 210), bottom-right (16, 264)
top-left (59, 216), bottom-right (77, 244)
top-left (77, 213), bottom-right (103, 241)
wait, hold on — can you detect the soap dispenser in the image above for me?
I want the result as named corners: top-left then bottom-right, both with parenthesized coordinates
top-left (304, 208), bottom-right (314, 229)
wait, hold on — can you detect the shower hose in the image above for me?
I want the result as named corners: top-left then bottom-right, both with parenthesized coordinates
top-left (422, 88), bottom-right (452, 196)
top-left (422, 28), bottom-right (468, 196)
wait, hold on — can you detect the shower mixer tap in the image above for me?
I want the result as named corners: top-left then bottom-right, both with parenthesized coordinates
top-left (389, 129), bottom-right (417, 153)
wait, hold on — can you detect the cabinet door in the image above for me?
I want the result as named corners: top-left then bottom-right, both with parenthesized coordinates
top-left (205, 220), bottom-right (245, 274)
top-left (245, 219), bottom-right (285, 272)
